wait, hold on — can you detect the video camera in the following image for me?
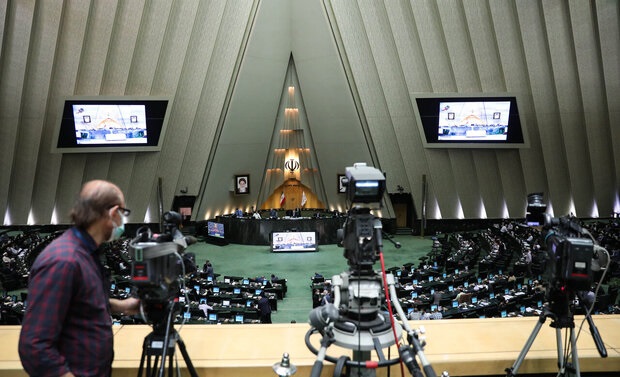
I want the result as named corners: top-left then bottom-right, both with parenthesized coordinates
top-left (525, 193), bottom-right (594, 291)
top-left (128, 211), bottom-right (194, 324)
top-left (542, 215), bottom-right (594, 292)
top-left (338, 163), bottom-right (386, 271)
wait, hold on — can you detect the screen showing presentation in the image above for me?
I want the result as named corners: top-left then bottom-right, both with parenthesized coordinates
top-left (72, 104), bottom-right (148, 145)
top-left (413, 95), bottom-right (527, 148)
top-left (271, 231), bottom-right (317, 252)
top-left (437, 100), bottom-right (510, 141)
top-left (207, 221), bottom-right (225, 238)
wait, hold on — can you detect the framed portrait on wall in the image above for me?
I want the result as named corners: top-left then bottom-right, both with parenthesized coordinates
top-left (235, 175), bottom-right (250, 195)
top-left (337, 174), bottom-right (347, 193)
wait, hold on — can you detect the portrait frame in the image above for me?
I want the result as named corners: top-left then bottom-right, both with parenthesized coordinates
top-left (235, 174), bottom-right (250, 195)
top-left (337, 174), bottom-right (347, 194)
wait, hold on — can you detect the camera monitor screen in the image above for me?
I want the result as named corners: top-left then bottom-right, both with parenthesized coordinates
top-left (212, 287), bottom-right (220, 293)
top-left (208, 313), bottom-right (217, 322)
top-left (233, 288), bottom-right (241, 295)
top-left (235, 314), bottom-right (244, 323)
top-left (53, 97), bottom-right (171, 153)
top-left (207, 221), bottom-right (225, 238)
top-left (414, 94), bottom-right (528, 148)
top-left (246, 300), bottom-right (253, 308)
top-left (271, 231), bottom-right (317, 252)
top-left (255, 289), bottom-right (262, 295)
top-left (452, 301), bottom-right (458, 308)
top-left (242, 279), bottom-right (250, 285)
top-left (222, 300), bottom-right (230, 307)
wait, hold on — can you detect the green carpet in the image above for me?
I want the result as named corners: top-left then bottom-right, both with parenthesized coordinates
top-left (186, 235), bottom-right (433, 324)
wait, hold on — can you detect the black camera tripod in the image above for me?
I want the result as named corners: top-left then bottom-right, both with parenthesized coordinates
top-left (505, 291), bottom-right (606, 377)
top-left (137, 303), bottom-right (198, 377)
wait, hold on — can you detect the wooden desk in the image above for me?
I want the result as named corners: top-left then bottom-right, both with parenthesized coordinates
top-left (1, 315), bottom-right (619, 377)
top-left (201, 216), bottom-right (346, 245)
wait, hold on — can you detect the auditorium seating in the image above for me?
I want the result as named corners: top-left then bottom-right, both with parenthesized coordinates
top-left (310, 219), bottom-right (620, 320)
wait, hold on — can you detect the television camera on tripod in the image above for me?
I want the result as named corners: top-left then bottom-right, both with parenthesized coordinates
top-left (506, 195), bottom-right (610, 377)
top-left (128, 211), bottom-right (199, 377)
top-left (305, 163), bottom-right (440, 377)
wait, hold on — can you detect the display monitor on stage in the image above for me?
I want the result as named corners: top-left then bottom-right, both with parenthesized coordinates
top-left (271, 231), bottom-right (317, 252)
top-left (207, 221), bottom-right (225, 238)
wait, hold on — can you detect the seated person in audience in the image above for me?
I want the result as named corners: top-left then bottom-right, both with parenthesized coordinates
top-left (204, 262), bottom-right (214, 278)
top-left (420, 308), bottom-right (431, 320)
top-left (407, 306), bottom-right (422, 320)
top-left (430, 307), bottom-right (443, 320)
top-left (321, 289), bottom-right (332, 306)
top-left (312, 289), bottom-right (322, 308)
top-left (234, 207), bottom-right (243, 217)
top-left (432, 290), bottom-right (443, 306)
top-left (292, 207), bottom-right (301, 217)
top-left (253, 210), bottom-right (262, 219)
top-left (199, 300), bottom-right (213, 317)
top-left (269, 208), bottom-right (278, 219)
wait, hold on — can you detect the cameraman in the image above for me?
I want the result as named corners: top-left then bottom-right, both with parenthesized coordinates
top-left (18, 180), bottom-right (140, 377)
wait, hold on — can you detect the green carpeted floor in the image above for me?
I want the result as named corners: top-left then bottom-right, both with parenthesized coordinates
top-left (186, 235), bottom-right (433, 324)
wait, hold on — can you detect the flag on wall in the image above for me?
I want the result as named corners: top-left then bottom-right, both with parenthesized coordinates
top-left (279, 191), bottom-right (286, 206)
top-left (301, 191), bottom-right (307, 207)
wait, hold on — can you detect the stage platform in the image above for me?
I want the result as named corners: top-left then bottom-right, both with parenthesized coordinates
top-left (1, 315), bottom-right (618, 377)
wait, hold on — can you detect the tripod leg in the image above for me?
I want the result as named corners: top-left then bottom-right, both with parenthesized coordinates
top-left (138, 337), bottom-right (148, 377)
top-left (556, 328), bottom-right (565, 374)
top-left (168, 352), bottom-right (174, 377)
top-left (570, 328), bottom-right (581, 377)
top-left (506, 318), bottom-right (546, 376)
top-left (177, 336), bottom-right (199, 377)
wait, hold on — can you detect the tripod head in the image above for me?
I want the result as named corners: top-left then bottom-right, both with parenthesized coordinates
top-left (306, 163), bottom-right (437, 377)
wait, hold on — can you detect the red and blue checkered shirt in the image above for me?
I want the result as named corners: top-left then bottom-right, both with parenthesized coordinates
top-left (19, 227), bottom-right (113, 377)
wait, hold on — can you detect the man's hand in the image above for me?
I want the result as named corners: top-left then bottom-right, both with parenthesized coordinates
top-left (110, 297), bottom-right (141, 316)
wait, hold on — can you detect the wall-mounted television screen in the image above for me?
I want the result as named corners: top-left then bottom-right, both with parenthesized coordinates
top-left (52, 96), bottom-right (171, 153)
top-left (271, 231), bottom-right (317, 252)
top-left (413, 94), bottom-right (528, 148)
top-left (207, 221), bottom-right (225, 238)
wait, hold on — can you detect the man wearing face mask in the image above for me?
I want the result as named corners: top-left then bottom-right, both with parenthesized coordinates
top-left (19, 180), bottom-right (140, 377)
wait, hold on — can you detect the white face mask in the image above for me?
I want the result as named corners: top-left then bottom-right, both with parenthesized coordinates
top-left (108, 209), bottom-right (125, 242)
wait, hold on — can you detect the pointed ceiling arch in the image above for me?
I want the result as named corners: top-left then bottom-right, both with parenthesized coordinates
top-left (258, 54), bottom-right (327, 210)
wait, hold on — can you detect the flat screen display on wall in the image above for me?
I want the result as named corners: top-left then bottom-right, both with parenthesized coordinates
top-left (413, 94), bottom-right (528, 148)
top-left (52, 97), bottom-right (171, 153)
